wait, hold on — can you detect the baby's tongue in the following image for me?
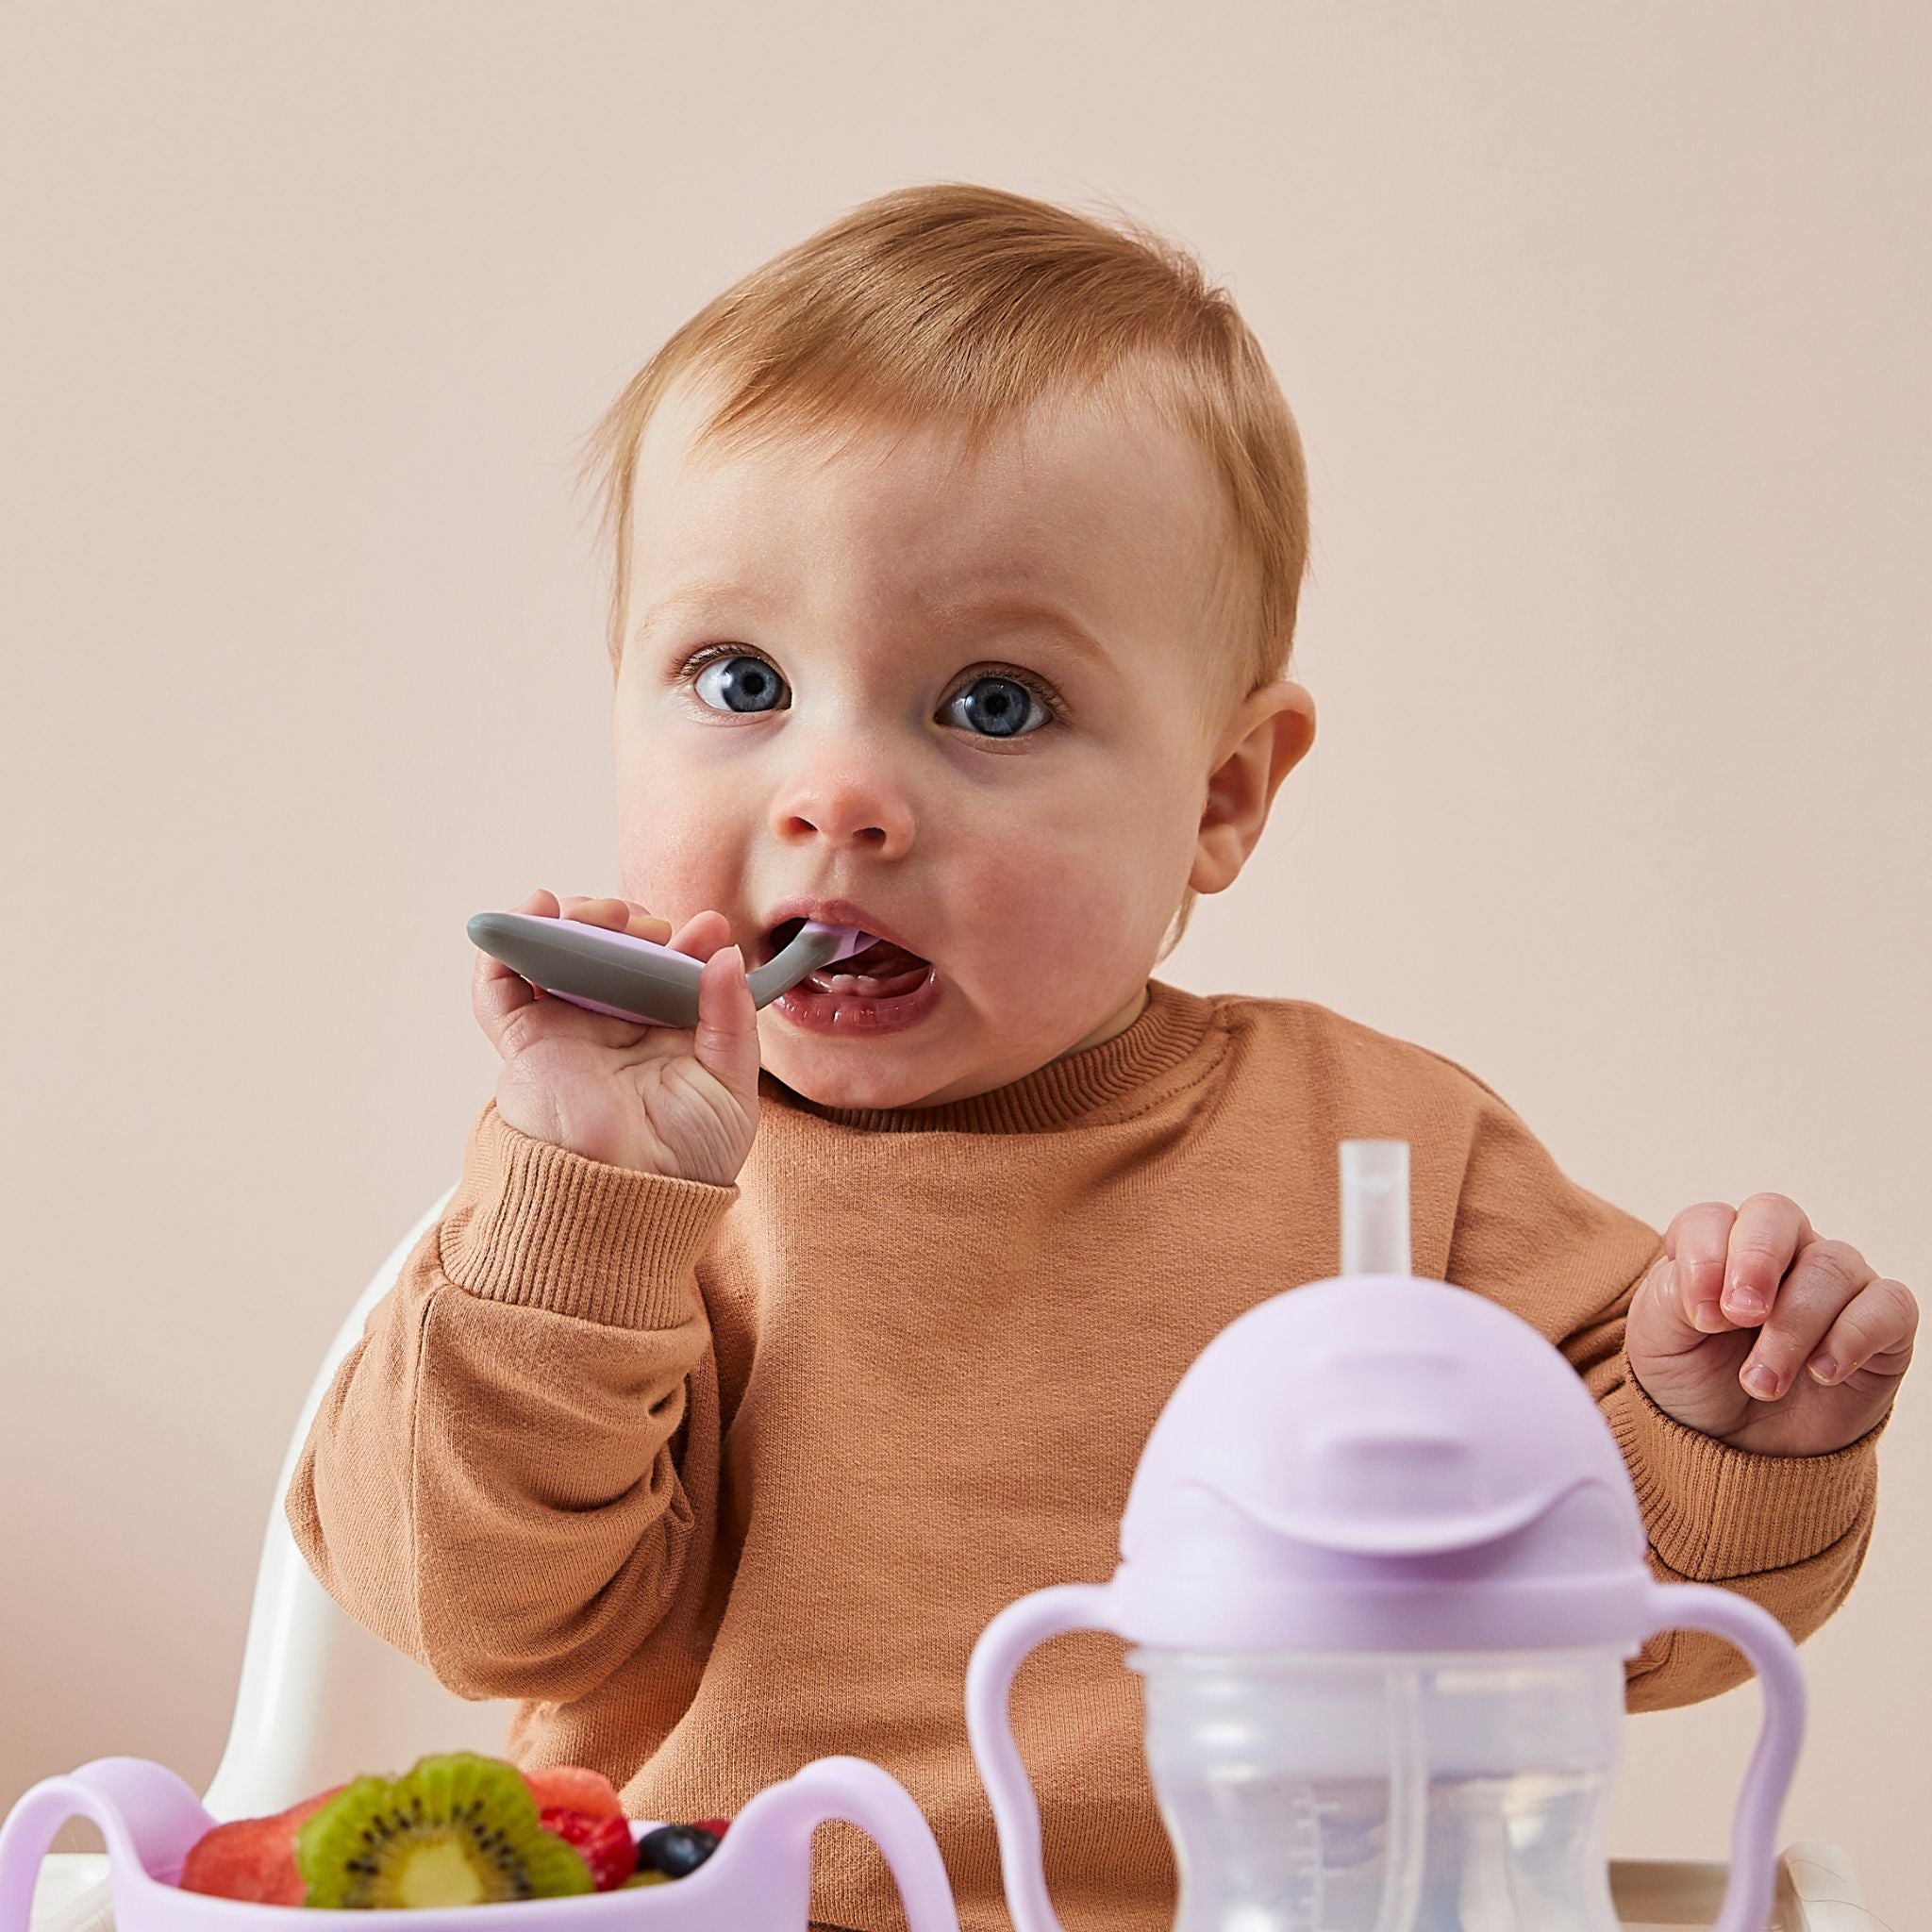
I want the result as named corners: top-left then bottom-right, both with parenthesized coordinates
top-left (836, 935), bottom-right (930, 976)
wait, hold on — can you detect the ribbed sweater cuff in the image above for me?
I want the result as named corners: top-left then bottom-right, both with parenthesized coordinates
top-left (438, 1102), bottom-right (738, 1328)
top-left (1606, 1353), bottom-right (1888, 1580)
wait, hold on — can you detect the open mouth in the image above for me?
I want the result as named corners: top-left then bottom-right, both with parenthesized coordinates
top-left (762, 917), bottom-right (936, 1000)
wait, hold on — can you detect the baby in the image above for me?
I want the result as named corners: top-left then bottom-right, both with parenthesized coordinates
top-left (289, 183), bottom-right (1917, 1932)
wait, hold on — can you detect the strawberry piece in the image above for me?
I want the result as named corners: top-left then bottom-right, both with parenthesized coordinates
top-left (691, 1818), bottom-right (730, 1839)
top-left (522, 1765), bottom-right (625, 1821)
top-left (539, 1806), bottom-right (635, 1892)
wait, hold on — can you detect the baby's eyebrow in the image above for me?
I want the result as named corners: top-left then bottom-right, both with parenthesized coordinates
top-left (634, 579), bottom-right (1115, 674)
top-left (633, 579), bottom-right (776, 642)
top-left (931, 592), bottom-right (1114, 672)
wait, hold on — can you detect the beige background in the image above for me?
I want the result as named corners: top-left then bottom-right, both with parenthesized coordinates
top-left (3, 2), bottom-right (1926, 1924)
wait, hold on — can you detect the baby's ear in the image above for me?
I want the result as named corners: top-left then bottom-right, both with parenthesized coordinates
top-left (1252, 677), bottom-right (1317, 800)
top-left (1189, 679), bottom-right (1316, 893)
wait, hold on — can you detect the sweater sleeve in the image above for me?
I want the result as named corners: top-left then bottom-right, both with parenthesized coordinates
top-left (285, 1101), bottom-right (739, 1703)
top-left (1568, 1279), bottom-right (1887, 1709)
top-left (1437, 1074), bottom-right (1888, 1711)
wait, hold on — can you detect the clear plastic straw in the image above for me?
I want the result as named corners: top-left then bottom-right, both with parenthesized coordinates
top-left (1341, 1140), bottom-right (1411, 1277)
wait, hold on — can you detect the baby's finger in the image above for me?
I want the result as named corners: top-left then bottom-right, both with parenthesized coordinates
top-left (559, 894), bottom-right (636, 933)
top-left (664, 908), bottom-right (734, 959)
top-left (1630, 1253), bottom-right (1706, 1353)
top-left (1638, 1252), bottom-right (1746, 1359)
top-left (473, 888), bottom-right (559, 1045)
top-left (616, 898), bottom-right (675, 942)
top-left (1719, 1191), bottom-right (1813, 1326)
top-left (1806, 1277), bottom-right (1920, 1386)
top-left (1664, 1203), bottom-right (1743, 1333)
top-left (690, 942), bottom-right (758, 1094)
top-left (1669, 1197), bottom-right (1746, 1337)
top-left (1737, 1238), bottom-right (1873, 1400)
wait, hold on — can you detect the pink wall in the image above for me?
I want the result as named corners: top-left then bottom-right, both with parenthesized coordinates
top-left (3, 3), bottom-right (1925, 1922)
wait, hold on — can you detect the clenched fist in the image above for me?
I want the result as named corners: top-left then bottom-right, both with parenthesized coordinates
top-left (1626, 1192), bottom-right (1916, 1456)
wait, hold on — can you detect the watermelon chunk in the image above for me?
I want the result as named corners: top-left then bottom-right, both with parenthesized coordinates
top-left (176, 1787), bottom-right (347, 1904)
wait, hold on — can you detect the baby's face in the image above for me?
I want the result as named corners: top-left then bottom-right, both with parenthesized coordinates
top-left (612, 371), bottom-right (1304, 1109)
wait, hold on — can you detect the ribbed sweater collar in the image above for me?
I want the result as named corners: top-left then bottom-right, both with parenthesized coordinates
top-left (758, 977), bottom-right (1216, 1134)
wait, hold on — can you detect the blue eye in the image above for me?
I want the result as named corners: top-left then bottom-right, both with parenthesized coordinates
top-left (943, 674), bottom-right (1049, 740)
top-left (683, 650), bottom-right (1059, 737)
top-left (692, 653), bottom-right (788, 713)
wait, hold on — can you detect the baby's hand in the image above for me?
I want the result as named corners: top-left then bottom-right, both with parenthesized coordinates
top-left (1625, 1193), bottom-right (1917, 1455)
top-left (472, 889), bottom-right (758, 1184)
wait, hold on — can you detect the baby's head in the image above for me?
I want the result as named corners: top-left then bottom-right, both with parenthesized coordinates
top-left (580, 183), bottom-right (1316, 1110)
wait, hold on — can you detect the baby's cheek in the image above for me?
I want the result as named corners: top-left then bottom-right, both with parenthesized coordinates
top-left (614, 791), bottom-right (727, 910)
top-left (615, 855), bottom-right (708, 926)
top-left (966, 844), bottom-right (1151, 982)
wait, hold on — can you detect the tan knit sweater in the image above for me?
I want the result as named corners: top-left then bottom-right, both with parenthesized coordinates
top-left (288, 978), bottom-right (1885, 1932)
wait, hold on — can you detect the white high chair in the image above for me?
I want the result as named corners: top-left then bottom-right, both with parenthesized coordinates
top-left (32, 1188), bottom-right (512, 1932)
top-left (27, 1193), bottom-right (1880, 1932)
top-left (199, 1184), bottom-right (507, 1821)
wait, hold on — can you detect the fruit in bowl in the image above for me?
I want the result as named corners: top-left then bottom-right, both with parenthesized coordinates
top-left (175, 1753), bottom-right (727, 1907)
top-left (176, 1786), bottom-right (350, 1907)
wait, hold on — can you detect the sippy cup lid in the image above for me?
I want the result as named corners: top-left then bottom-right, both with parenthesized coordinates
top-left (1106, 1141), bottom-right (1657, 1653)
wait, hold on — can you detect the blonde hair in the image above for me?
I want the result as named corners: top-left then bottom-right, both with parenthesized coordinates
top-left (575, 181), bottom-right (1312, 958)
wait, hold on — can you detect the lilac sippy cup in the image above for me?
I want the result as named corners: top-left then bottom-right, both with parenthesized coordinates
top-left (966, 1141), bottom-right (1807, 1932)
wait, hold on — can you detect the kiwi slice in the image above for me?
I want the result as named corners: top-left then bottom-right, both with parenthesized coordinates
top-left (296, 1753), bottom-right (594, 1908)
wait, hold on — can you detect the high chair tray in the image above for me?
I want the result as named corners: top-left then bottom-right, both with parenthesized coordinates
top-left (26, 1846), bottom-right (1880, 1932)
top-left (1611, 1845), bottom-right (1876, 1930)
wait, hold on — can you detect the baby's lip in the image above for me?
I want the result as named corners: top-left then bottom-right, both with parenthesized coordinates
top-left (757, 897), bottom-right (931, 968)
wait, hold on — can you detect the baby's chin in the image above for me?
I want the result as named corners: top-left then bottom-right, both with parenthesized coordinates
top-left (763, 1055), bottom-right (963, 1113)
top-left (753, 1000), bottom-right (1027, 1112)
top-left (754, 981), bottom-right (1141, 1112)
top-left (756, 1024), bottom-right (1005, 1113)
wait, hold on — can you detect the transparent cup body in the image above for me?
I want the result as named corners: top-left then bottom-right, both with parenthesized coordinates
top-left (1128, 1647), bottom-right (1627, 1932)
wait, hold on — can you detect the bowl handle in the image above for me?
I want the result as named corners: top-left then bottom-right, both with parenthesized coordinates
top-left (0, 1759), bottom-right (213, 1930)
top-left (717, 1757), bottom-right (959, 1932)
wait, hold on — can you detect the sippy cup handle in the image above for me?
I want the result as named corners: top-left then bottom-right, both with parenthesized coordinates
top-left (964, 1582), bottom-right (1119, 1932)
top-left (1645, 1582), bottom-right (1807, 1932)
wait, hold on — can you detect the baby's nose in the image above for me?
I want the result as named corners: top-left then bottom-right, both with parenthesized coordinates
top-left (769, 764), bottom-right (915, 858)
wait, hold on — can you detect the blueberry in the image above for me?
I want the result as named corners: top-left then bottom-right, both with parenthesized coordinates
top-left (636, 1824), bottom-right (721, 1878)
